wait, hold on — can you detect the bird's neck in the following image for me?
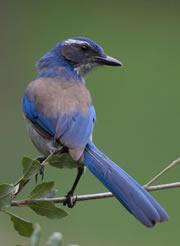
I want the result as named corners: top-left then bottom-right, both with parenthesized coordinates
top-left (38, 66), bottom-right (84, 81)
top-left (36, 53), bottom-right (84, 82)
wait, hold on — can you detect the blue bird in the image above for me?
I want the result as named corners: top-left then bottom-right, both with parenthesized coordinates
top-left (22, 37), bottom-right (168, 227)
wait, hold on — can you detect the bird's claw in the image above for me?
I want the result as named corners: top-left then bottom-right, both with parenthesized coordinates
top-left (39, 165), bottom-right (45, 180)
top-left (63, 192), bottom-right (77, 208)
top-left (35, 164), bottom-right (45, 183)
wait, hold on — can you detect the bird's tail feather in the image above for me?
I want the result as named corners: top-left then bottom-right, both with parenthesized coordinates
top-left (83, 142), bottom-right (168, 227)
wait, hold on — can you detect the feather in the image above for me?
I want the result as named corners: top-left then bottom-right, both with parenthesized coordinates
top-left (22, 78), bottom-right (96, 160)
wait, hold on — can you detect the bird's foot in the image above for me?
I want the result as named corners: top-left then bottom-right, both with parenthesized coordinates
top-left (35, 157), bottom-right (46, 183)
top-left (39, 164), bottom-right (45, 180)
top-left (35, 165), bottom-right (45, 183)
top-left (63, 192), bottom-right (77, 208)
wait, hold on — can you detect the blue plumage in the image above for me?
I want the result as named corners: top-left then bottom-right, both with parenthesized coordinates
top-left (23, 93), bottom-right (96, 147)
top-left (84, 143), bottom-right (168, 227)
top-left (22, 36), bottom-right (168, 226)
top-left (22, 94), bottom-right (56, 136)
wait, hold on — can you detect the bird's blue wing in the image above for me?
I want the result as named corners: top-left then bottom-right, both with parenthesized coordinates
top-left (22, 93), bottom-right (96, 151)
top-left (55, 107), bottom-right (96, 150)
top-left (22, 94), bottom-right (56, 136)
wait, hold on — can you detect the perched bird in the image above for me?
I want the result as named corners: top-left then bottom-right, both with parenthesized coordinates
top-left (22, 37), bottom-right (168, 227)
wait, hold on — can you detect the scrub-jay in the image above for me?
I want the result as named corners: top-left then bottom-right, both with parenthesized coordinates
top-left (22, 37), bottom-right (168, 227)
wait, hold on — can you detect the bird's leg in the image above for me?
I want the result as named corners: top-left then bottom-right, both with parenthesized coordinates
top-left (63, 166), bottom-right (84, 208)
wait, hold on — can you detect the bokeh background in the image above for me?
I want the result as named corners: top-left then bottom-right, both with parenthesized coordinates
top-left (0, 1), bottom-right (180, 245)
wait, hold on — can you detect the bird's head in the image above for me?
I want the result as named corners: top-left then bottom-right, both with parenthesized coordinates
top-left (37, 37), bottom-right (122, 78)
top-left (59, 37), bottom-right (122, 76)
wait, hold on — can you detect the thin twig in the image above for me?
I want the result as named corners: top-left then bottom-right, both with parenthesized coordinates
top-left (10, 181), bottom-right (180, 207)
top-left (145, 157), bottom-right (180, 187)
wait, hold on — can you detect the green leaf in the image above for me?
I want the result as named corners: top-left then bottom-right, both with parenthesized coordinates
top-left (29, 201), bottom-right (67, 219)
top-left (0, 184), bottom-right (15, 210)
top-left (14, 158), bottom-right (41, 195)
top-left (30, 224), bottom-right (41, 246)
top-left (29, 182), bottom-right (55, 199)
top-left (46, 232), bottom-right (63, 246)
top-left (22, 157), bottom-right (40, 180)
top-left (48, 153), bottom-right (77, 169)
top-left (22, 157), bottom-right (34, 175)
top-left (5, 211), bottom-right (34, 237)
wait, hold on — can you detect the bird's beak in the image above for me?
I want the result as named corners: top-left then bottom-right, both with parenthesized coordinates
top-left (95, 55), bottom-right (123, 66)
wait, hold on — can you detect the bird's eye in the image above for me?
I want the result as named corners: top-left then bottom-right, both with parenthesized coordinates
top-left (81, 44), bottom-right (89, 51)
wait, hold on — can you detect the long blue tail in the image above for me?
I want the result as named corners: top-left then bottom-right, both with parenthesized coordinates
top-left (83, 142), bottom-right (168, 227)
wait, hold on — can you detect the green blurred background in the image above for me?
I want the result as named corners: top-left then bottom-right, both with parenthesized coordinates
top-left (0, 0), bottom-right (180, 245)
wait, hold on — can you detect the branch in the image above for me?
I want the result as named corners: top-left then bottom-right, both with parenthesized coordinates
top-left (145, 157), bottom-right (180, 187)
top-left (11, 181), bottom-right (180, 207)
top-left (9, 156), bottom-right (180, 207)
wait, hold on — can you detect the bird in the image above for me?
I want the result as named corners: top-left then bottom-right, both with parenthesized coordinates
top-left (22, 36), bottom-right (168, 227)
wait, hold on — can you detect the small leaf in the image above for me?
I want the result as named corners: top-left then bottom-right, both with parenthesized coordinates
top-left (29, 201), bottom-right (67, 219)
top-left (30, 182), bottom-right (55, 199)
top-left (0, 184), bottom-right (15, 210)
top-left (46, 232), bottom-right (63, 246)
top-left (22, 157), bottom-right (40, 180)
top-left (5, 211), bottom-right (34, 237)
top-left (48, 153), bottom-right (77, 169)
top-left (31, 224), bottom-right (41, 246)
top-left (14, 158), bottom-right (41, 195)
top-left (22, 157), bottom-right (34, 175)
